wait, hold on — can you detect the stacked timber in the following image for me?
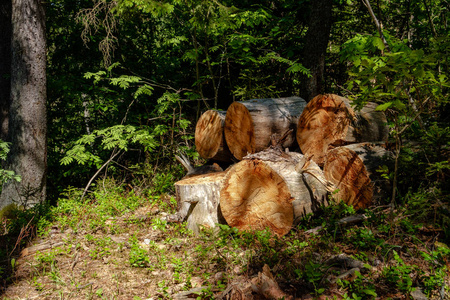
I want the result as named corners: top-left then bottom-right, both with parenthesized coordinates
top-left (223, 97), bottom-right (306, 160)
top-left (296, 94), bottom-right (388, 166)
top-left (220, 147), bottom-right (330, 236)
top-left (172, 94), bottom-right (392, 236)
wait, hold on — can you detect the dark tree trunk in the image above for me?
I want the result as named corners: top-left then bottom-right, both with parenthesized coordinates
top-left (0, 0), bottom-right (47, 210)
top-left (0, 0), bottom-right (11, 141)
top-left (300, 0), bottom-right (333, 102)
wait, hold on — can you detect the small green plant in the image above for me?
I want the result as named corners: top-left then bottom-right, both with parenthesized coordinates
top-left (299, 261), bottom-right (326, 295)
top-left (337, 269), bottom-right (377, 299)
top-left (196, 285), bottom-right (215, 299)
top-left (345, 227), bottom-right (384, 250)
top-left (419, 246), bottom-right (450, 296)
top-left (382, 250), bottom-right (416, 293)
top-left (151, 218), bottom-right (168, 232)
top-left (88, 236), bottom-right (112, 260)
top-left (128, 235), bottom-right (150, 268)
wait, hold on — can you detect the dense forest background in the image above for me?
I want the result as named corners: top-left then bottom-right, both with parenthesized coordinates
top-left (42, 0), bottom-right (448, 211)
top-left (0, 0), bottom-right (449, 298)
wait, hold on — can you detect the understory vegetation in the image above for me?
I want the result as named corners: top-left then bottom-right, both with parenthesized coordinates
top-left (0, 181), bottom-right (449, 299)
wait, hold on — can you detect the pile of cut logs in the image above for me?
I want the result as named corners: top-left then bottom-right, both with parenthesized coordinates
top-left (170, 94), bottom-right (392, 236)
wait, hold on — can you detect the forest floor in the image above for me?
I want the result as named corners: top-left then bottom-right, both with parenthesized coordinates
top-left (0, 181), bottom-right (449, 299)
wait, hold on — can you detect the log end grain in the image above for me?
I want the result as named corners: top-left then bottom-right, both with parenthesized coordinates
top-left (220, 160), bottom-right (294, 237)
top-left (323, 147), bottom-right (373, 210)
top-left (195, 110), bottom-right (232, 161)
top-left (224, 102), bottom-right (255, 160)
top-left (297, 94), bottom-right (353, 166)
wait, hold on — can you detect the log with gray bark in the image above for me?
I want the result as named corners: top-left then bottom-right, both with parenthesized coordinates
top-left (195, 110), bottom-right (233, 162)
top-left (224, 97), bottom-right (307, 160)
top-left (219, 146), bottom-right (332, 236)
top-left (323, 143), bottom-right (393, 210)
top-left (297, 94), bottom-right (389, 166)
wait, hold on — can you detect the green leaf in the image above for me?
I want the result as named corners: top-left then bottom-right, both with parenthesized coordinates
top-left (376, 102), bottom-right (393, 111)
top-left (372, 37), bottom-right (385, 51)
top-left (363, 289), bottom-right (377, 296)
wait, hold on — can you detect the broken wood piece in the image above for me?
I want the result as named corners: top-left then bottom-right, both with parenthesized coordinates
top-left (175, 153), bottom-right (223, 178)
top-left (172, 286), bottom-right (211, 299)
top-left (251, 264), bottom-right (293, 300)
top-left (305, 214), bottom-right (369, 235)
top-left (224, 97), bottom-right (307, 160)
top-left (20, 240), bottom-right (64, 258)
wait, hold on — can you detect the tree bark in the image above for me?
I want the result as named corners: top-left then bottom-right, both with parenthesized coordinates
top-left (224, 97), bottom-right (307, 160)
top-left (0, 0), bottom-right (11, 141)
top-left (297, 94), bottom-right (388, 166)
top-left (0, 0), bottom-right (47, 209)
top-left (323, 143), bottom-right (393, 210)
top-left (219, 159), bottom-right (294, 237)
top-left (299, 0), bottom-right (333, 101)
top-left (195, 110), bottom-right (232, 162)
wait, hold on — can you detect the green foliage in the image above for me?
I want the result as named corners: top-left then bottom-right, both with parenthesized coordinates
top-left (382, 250), bottom-right (416, 293)
top-left (337, 270), bottom-right (377, 300)
top-left (61, 125), bottom-right (157, 167)
top-left (0, 140), bottom-right (21, 185)
top-left (419, 245), bottom-right (449, 296)
top-left (128, 234), bottom-right (150, 267)
top-left (299, 261), bottom-right (326, 295)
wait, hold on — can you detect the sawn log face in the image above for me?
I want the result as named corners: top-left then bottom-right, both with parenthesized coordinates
top-left (195, 110), bottom-right (232, 162)
top-left (323, 143), bottom-right (392, 210)
top-left (220, 159), bottom-right (294, 236)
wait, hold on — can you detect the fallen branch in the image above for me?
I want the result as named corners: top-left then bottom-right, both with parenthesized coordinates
top-left (305, 214), bottom-right (368, 235)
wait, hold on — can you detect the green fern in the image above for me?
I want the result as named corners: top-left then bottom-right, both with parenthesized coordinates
top-left (61, 125), bottom-right (158, 167)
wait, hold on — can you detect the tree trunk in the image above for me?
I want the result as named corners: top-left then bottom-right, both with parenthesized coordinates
top-left (0, 0), bottom-right (47, 210)
top-left (299, 0), bottom-right (333, 101)
top-left (0, 0), bottom-right (11, 141)
top-left (224, 97), bottom-right (307, 160)
top-left (195, 110), bottom-right (232, 162)
top-left (219, 159), bottom-right (294, 236)
top-left (173, 171), bottom-right (227, 234)
top-left (323, 143), bottom-right (393, 210)
top-left (297, 94), bottom-right (388, 166)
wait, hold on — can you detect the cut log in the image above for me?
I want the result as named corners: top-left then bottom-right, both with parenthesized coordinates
top-left (195, 110), bottom-right (233, 162)
top-left (323, 143), bottom-right (393, 210)
top-left (297, 94), bottom-right (389, 166)
top-left (172, 171), bottom-right (227, 234)
top-left (245, 149), bottom-right (330, 223)
top-left (220, 159), bottom-right (294, 236)
top-left (224, 97), bottom-right (307, 160)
